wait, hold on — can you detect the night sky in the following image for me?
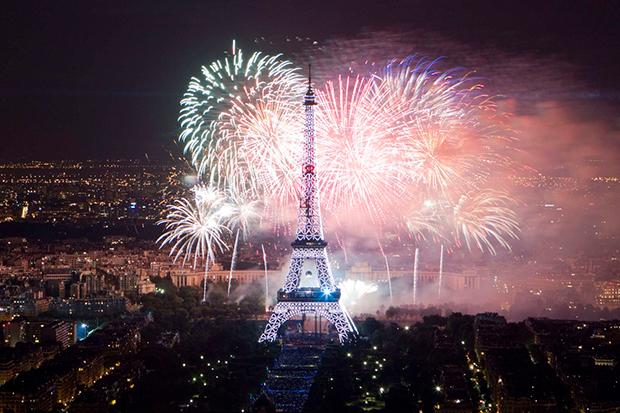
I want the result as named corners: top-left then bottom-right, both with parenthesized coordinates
top-left (1, 0), bottom-right (619, 161)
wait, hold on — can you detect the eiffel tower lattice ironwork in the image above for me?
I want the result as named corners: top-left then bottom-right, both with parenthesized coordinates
top-left (258, 67), bottom-right (358, 343)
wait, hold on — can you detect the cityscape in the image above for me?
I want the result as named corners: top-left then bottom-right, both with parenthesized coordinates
top-left (2, 1), bottom-right (620, 412)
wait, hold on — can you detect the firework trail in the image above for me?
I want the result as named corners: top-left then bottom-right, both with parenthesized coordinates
top-left (376, 235), bottom-right (393, 303)
top-left (227, 230), bottom-right (240, 297)
top-left (334, 231), bottom-right (348, 264)
top-left (438, 244), bottom-right (444, 300)
top-left (222, 190), bottom-right (262, 297)
top-left (262, 244), bottom-right (269, 312)
top-left (413, 247), bottom-right (419, 305)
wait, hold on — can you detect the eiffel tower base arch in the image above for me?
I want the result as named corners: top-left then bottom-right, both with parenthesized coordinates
top-left (259, 301), bottom-right (356, 343)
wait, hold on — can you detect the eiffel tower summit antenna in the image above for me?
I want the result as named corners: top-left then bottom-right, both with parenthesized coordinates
top-left (304, 64), bottom-right (316, 106)
top-left (259, 65), bottom-right (357, 344)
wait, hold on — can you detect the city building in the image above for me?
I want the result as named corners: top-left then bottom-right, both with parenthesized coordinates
top-left (596, 280), bottom-right (620, 308)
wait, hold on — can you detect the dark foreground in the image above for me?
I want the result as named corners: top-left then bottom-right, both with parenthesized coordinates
top-left (1, 280), bottom-right (620, 412)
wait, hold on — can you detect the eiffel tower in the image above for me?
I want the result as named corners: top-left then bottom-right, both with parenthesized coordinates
top-left (259, 67), bottom-right (358, 344)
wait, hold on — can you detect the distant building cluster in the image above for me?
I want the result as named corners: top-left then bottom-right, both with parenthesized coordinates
top-left (469, 314), bottom-right (620, 412)
top-left (0, 160), bottom-right (182, 225)
top-left (0, 238), bottom-right (163, 321)
top-left (346, 261), bottom-right (483, 290)
top-left (526, 318), bottom-right (620, 411)
top-left (0, 315), bottom-right (147, 412)
top-left (596, 280), bottom-right (620, 307)
top-left (1, 233), bottom-right (619, 323)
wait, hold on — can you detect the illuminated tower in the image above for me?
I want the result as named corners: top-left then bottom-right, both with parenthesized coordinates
top-left (259, 68), bottom-right (357, 343)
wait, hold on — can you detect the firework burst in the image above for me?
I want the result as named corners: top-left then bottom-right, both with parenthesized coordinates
top-left (451, 190), bottom-right (519, 255)
top-left (179, 42), bottom-right (305, 194)
top-left (228, 86), bottom-right (302, 206)
top-left (158, 193), bottom-right (231, 301)
top-left (223, 190), bottom-right (263, 239)
top-left (380, 57), bottom-right (504, 194)
top-left (316, 75), bottom-right (406, 220)
top-left (191, 183), bottom-right (224, 206)
top-left (176, 44), bottom-right (520, 255)
top-left (157, 196), bottom-right (230, 267)
top-left (338, 279), bottom-right (378, 309)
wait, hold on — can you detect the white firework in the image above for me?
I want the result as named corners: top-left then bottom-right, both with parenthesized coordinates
top-left (158, 197), bottom-right (230, 267)
top-left (338, 279), bottom-right (379, 309)
top-left (178, 42), bottom-right (305, 196)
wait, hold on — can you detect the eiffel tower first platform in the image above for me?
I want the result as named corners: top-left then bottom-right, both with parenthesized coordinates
top-left (258, 69), bottom-right (357, 344)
